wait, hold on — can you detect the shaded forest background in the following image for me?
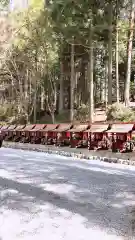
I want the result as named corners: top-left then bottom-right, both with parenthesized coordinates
top-left (0, 0), bottom-right (135, 124)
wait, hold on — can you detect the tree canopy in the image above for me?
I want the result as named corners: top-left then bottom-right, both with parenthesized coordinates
top-left (0, 0), bottom-right (134, 123)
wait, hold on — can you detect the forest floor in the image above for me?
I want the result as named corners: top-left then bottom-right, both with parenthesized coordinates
top-left (39, 108), bottom-right (107, 123)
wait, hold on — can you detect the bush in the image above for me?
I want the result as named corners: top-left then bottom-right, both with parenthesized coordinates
top-left (74, 104), bottom-right (89, 121)
top-left (106, 103), bottom-right (135, 122)
top-left (0, 103), bottom-right (28, 124)
top-left (0, 106), bottom-right (7, 121)
top-left (0, 103), bottom-right (17, 122)
top-left (8, 113), bottom-right (28, 124)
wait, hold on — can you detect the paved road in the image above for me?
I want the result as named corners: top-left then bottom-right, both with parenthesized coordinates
top-left (0, 148), bottom-right (135, 239)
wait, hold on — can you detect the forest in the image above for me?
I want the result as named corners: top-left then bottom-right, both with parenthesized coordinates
top-left (0, 0), bottom-right (135, 124)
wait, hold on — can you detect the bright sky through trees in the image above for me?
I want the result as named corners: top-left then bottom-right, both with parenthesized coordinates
top-left (9, 0), bottom-right (28, 11)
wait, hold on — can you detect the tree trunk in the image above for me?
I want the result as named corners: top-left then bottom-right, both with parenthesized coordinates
top-left (29, 71), bottom-right (32, 103)
top-left (41, 85), bottom-right (45, 110)
top-left (51, 112), bottom-right (55, 124)
top-left (25, 68), bottom-right (28, 100)
top-left (108, 1), bottom-right (113, 105)
top-left (59, 58), bottom-right (64, 113)
top-left (33, 51), bottom-right (38, 123)
top-left (33, 77), bottom-right (37, 123)
top-left (116, 0), bottom-right (120, 103)
top-left (49, 80), bottom-right (57, 124)
top-left (11, 78), bottom-right (14, 100)
top-left (19, 77), bottom-right (23, 102)
top-left (25, 112), bottom-right (29, 124)
top-left (88, 23), bottom-right (94, 123)
top-left (70, 38), bottom-right (75, 122)
top-left (24, 68), bottom-right (29, 123)
top-left (80, 60), bottom-right (86, 104)
top-left (124, 1), bottom-right (135, 106)
top-left (105, 57), bottom-right (108, 110)
top-left (100, 76), bottom-right (105, 103)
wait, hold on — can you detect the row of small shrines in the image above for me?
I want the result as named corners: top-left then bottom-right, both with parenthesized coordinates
top-left (0, 123), bottom-right (135, 153)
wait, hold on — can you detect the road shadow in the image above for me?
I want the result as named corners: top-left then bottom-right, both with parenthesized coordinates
top-left (0, 148), bottom-right (135, 238)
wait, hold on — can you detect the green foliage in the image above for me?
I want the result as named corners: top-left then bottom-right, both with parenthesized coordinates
top-left (2, 4), bottom-right (59, 122)
top-left (13, 6), bottom-right (58, 66)
top-left (106, 103), bottom-right (135, 122)
top-left (130, 81), bottom-right (135, 98)
top-left (0, 0), bottom-right (9, 9)
top-left (0, 104), bottom-right (29, 124)
top-left (8, 113), bottom-right (28, 124)
top-left (0, 106), bottom-right (7, 121)
top-left (0, 0), bottom-right (132, 124)
top-left (0, 103), bottom-right (16, 122)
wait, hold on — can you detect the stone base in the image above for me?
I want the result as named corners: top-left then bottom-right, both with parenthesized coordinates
top-left (3, 141), bottom-right (135, 166)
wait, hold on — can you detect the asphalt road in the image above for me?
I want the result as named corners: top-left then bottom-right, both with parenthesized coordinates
top-left (0, 148), bottom-right (135, 239)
